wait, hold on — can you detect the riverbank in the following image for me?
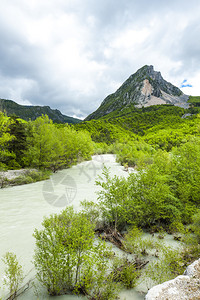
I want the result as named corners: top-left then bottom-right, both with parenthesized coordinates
top-left (145, 258), bottom-right (200, 299)
top-left (0, 169), bottom-right (51, 188)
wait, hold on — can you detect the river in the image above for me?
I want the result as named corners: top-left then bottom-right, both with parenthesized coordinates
top-left (0, 154), bottom-right (147, 299)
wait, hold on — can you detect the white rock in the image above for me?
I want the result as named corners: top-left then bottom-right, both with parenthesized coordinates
top-left (145, 259), bottom-right (200, 300)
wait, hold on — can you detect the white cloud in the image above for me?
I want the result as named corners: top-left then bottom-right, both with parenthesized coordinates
top-left (111, 28), bottom-right (150, 49)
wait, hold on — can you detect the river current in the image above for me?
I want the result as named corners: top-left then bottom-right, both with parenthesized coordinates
top-left (0, 154), bottom-right (146, 299)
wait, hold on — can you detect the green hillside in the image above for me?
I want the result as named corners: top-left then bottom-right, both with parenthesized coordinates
top-left (188, 96), bottom-right (200, 106)
top-left (0, 99), bottom-right (81, 124)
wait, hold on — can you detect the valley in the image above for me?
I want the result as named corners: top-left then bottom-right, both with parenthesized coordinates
top-left (1, 65), bottom-right (200, 300)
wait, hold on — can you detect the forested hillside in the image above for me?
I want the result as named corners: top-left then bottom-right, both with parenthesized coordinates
top-left (0, 98), bottom-right (81, 124)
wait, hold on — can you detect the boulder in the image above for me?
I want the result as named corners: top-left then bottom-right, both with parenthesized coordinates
top-left (145, 258), bottom-right (200, 300)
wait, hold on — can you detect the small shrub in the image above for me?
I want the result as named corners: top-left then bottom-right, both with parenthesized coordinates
top-left (124, 226), bottom-right (143, 255)
top-left (112, 256), bottom-right (139, 288)
top-left (2, 252), bottom-right (23, 299)
top-left (169, 221), bottom-right (185, 234)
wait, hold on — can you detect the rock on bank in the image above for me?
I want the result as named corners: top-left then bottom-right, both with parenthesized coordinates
top-left (145, 258), bottom-right (200, 300)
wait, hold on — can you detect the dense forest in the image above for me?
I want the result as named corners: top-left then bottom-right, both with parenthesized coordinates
top-left (1, 102), bottom-right (200, 299)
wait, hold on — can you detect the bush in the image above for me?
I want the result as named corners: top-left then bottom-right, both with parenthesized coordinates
top-left (112, 256), bottom-right (139, 288)
top-left (33, 207), bottom-right (119, 299)
top-left (124, 226), bottom-right (143, 254)
top-left (2, 252), bottom-right (23, 299)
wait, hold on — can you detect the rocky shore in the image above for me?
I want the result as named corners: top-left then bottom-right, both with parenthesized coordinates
top-left (0, 169), bottom-right (36, 180)
top-left (145, 258), bottom-right (200, 300)
top-left (0, 169), bottom-right (51, 188)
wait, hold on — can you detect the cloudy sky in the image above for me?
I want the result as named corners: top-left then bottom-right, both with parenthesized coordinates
top-left (0, 0), bottom-right (200, 119)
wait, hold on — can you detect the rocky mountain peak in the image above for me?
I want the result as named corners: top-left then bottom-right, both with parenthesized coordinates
top-left (136, 64), bottom-right (158, 77)
top-left (85, 65), bottom-right (189, 120)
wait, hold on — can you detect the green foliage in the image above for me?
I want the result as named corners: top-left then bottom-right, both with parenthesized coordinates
top-left (85, 271), bottom-right (120, 300)
top-left (108, 105), bottom-right (186, 136)
top-left (95, 142), bottom-right (200, 230)
top-left (24, 115), bottom-right (94, 171)
top-left (0, 163), bottom-right (8, 188)
top-left (0, 98), bottom-right (80, 124)
top-left (96, 167), bottom-right (129, 231)
top-left (2, 103), bottom-right (200, 177)
top-left (115, 140), bottom-right (155, 168)
top-left (2, 252), bottom-right (24, 299)
top-left (2, 91), bottom-right (200, 298)
top-left (0, 112), bottom-right (16, 167)
top-left (191, 210), bottom-right (200, 242)
top-left (181, 226), bottom-right (200, 262)
top-left (77, 105), bottom-right (200, 158)
top-left (123, 227), bottom-right (146, 256)
top-left (168, 221), bottom-right (185, 234)
top-left (80, 200), bottom-right (100, 226)
top-left (112, 256), bottom-right (139, 288)
top-left (144, 246), bottom-right (185, 287)
top-left (75, 119), bottom-right (135, 144)
top-left (93, 142), bottom-right (115, 155)
top-left (33, 207), bottom-right (118, 299)
top-left (7, 115), bottom-right (28, 168)
top-left (188, 95), bottom-right (200, 106)
top-left (0, 113), bottom-right (93, 172)
top-left (127, 167), bottom-right (181, 227)
top-left (171, 139), bottom-right (200, 206)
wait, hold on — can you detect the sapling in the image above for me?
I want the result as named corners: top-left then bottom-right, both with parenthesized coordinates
top-left (2, 252), bottom-right (23, 300)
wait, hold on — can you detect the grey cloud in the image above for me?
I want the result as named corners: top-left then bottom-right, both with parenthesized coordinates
top-left (0, 0), bottom-right (200, 118)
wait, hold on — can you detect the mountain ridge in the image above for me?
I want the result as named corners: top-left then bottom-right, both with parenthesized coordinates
top-left (0, 99), bottom-right (81, 124)
top-left (85, 65), bottom-right (189, 120)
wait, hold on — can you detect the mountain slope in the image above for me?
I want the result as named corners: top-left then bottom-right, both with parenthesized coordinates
top-left (0, 99), bottom-right (81, 124)
top-left (86, 65), bottom-right (189, 120)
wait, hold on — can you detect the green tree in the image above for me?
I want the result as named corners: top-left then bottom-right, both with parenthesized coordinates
top-left (0, 112), bottom-right (15, 167)
top-left (127, 166), bottom-right (182, 227)
top-left (24, 115), bottom-right (65, 171)
top-left (7, 115), bottom-right (28, 168)
top-left (60, 125), bottom-right (94, 165)
top-left (96, 167), bottom-right (129, 231)
top-left (24, 116), bottom-right (94, 171)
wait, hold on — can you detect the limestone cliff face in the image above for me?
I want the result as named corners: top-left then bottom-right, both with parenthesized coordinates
top-left (145, 258), bottom-right (200, 300)
top-left (86, 65), bottom-right (189, 120)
